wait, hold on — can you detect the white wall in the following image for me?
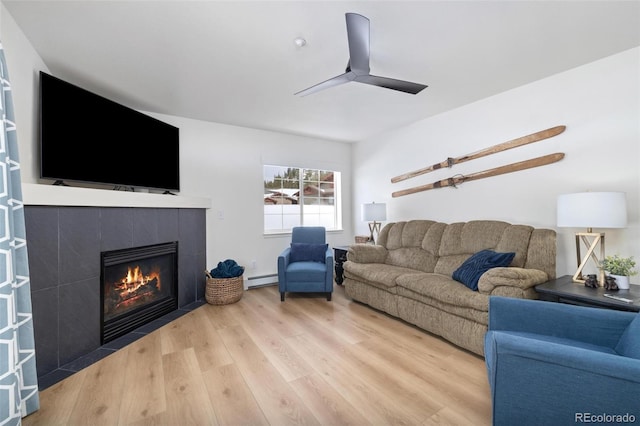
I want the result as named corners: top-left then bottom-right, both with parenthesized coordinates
top-left (4, 2), bottom-right (639, 282)
top-left (153, 114), bottom-right (353, 278)
top-left (1, 4), bottom-right (46, 183)
top-left (353, 47), bottom-right (640, 280)
top-left (1, 5), bottom-right (354, 280)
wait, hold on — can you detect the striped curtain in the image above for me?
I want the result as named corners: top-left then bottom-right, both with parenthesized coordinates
top-left (0, 43), bottom-right (40, 423)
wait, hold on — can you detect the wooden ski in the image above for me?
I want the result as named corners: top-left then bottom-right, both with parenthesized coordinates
top-left (390, 125), bottom-right (566, 183)
top-left (392, 152), bottom-right (565, 198)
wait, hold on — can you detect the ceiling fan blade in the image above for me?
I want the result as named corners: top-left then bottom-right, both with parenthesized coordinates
top-left (345, 13), bottom-right (370, 74)
top-left (295, 72), bottom-right (355, 96)
top-left (355, 74), bottom-right (428, 95)
top-left (294, 13), bottom-right (427, 97)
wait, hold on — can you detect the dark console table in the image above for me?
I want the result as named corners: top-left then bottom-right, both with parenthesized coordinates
top-left (333, 246), bottom-right (350, 285)
top-left (536, 275), bottom-right (640, 312)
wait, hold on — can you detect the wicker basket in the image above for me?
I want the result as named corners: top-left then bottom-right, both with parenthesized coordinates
top-left (205, 275), bottom-right (244, 305)
top-left (355, 235), bottom-right (371, 244)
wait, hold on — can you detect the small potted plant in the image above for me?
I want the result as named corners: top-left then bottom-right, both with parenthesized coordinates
top-left (601, 255), bottom-right (637, 290)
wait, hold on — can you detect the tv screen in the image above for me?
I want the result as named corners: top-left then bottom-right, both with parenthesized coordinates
top-left (39, 71), bottom-right (180, 191)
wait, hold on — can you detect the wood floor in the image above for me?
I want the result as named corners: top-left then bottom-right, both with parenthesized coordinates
top-left (23, 284), bottom-right (492, 426)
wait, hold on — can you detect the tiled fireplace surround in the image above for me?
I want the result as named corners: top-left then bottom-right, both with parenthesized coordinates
top-left (24, 204), bottom-right (207, 389)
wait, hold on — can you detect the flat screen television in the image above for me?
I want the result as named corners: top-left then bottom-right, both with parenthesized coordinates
top-left (39, 71), bottom-right (180, 192)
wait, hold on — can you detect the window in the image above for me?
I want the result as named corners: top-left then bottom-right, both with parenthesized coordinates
top-left (263, 165), bottom-right (341, 233)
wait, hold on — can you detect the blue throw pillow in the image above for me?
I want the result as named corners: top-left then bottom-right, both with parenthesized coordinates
top-left (290, 243), bottom-right (328, 263)
top-left (453, 249), bottom-right (515, 291)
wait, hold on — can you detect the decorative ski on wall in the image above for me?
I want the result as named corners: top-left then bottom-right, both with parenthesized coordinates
top-left (391, 153), bottom-right (565, 198)
top-left (390, 125), bottom-right (566, 183)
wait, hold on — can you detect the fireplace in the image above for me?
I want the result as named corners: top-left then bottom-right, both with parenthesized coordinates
top-left (101, 241), bottom-right (178, 344)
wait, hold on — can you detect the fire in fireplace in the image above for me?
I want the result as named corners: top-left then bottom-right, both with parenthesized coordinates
top-left (101, 242), bottom-right (178, 343)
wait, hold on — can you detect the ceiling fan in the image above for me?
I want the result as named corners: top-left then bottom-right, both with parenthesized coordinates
top-left (295, 13), bottom-right (428, 97)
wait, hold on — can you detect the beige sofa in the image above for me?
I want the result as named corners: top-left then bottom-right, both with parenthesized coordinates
top-left (343, 220), bottom-right (556, 356)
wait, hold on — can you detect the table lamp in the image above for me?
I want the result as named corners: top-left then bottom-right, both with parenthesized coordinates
top-left (557, 192), bottom-right (627, 285)
top-left (362, 202), bottom-right (386, 244)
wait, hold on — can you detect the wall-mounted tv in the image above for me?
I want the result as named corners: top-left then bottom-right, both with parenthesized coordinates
top-left (39, 71), bottom-right (180, 192)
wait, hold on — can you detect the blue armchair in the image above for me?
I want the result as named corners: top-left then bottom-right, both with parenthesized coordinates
top-left (277, 226), bottom-right (334, 302)
top-left (484, 296), bottom-right (640, 426)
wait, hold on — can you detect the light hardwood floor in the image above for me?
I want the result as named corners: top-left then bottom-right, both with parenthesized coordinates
top-left (23, 284), bottom-right (492, 425)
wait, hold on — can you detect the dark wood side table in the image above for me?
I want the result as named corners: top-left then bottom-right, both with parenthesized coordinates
top-left (536, 275), bottom-right (640, 312)
top-left (333, 245), bottom-right (350, 285)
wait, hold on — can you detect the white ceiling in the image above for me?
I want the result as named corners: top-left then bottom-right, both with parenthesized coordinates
top-left (3, 1), bottom-right (640, 143)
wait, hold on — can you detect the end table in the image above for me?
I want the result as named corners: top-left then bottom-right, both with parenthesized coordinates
top-left (536, 275), bottom-right (640, 312)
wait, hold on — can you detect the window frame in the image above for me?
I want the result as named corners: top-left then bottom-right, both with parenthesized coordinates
top-left (263, 164), bottom-right (342, 234)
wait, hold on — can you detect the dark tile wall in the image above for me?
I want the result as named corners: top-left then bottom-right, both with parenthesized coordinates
top-left (24, 206), bottom-right (206, 379)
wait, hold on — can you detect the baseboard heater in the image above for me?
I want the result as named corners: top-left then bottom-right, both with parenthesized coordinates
top-left (244, 274), bottom-right (278, 290)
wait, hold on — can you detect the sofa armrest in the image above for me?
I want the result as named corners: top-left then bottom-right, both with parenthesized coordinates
top-left (347, 244), bottom-right (388, 264)
top-left (478, 267), bottom-right (548, 294)
top-left (488, 296), bottom-right (636, 347)
top-left (324, 247), bottom-right (334, 267)
top-left (485, 331), bottom-right (640, 424)
top-left (486, 331), bottom-right (640, 385)
top-left (277, 247), bottom-right (291, 285)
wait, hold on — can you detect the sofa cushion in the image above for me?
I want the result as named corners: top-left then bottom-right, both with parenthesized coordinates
top-left (383, 221), bottom-right (408, 250)
top-left (615, 314), bottom-right (640, 359)
top-left (393, 220), bottom-right (434, 249)
top-left (434, 221), bottom-right (534, 275)
top-left (396, 273), bottom-right (490, 313)
top-left (439, 221), bottom-right (509, 256)
top-left (290, 243), bottom-right (328, 263)
top-left (344, 262), bottom-right (417, 293)
top-left (494, 224), bottom-right (534, 268)
top-left (452, 250), bottom-right (515, 291)
top-left (386, 247), bottom-right (439, 273)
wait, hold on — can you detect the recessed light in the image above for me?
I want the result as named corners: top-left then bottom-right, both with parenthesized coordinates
top-left (294, 37), bottom-right (307, 48)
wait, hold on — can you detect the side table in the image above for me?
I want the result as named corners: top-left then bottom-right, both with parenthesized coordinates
top-left (535, 275), bottom-right (640, 312)
top-left (333, 245), bottom-right (350, 285)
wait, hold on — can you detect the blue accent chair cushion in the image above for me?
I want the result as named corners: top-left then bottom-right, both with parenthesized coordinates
top-left (452, 249), bottom-right (515, 290)
top-left (485, 296), bottom-right (640, 426)
top-left (290, 242), bottom-right (328, 263)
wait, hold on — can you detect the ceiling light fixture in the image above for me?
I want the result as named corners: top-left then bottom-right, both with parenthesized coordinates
top-left (294, 37), bottom-right (307, 48)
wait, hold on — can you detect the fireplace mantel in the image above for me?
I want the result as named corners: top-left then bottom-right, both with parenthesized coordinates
top-left (22, 183), bottom-right (211, 208)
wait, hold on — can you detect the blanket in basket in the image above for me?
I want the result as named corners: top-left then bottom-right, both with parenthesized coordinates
top-left (210, 259), bottom-right (244, 278)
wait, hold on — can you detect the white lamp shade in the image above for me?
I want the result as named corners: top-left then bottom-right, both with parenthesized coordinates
top-left (362, 202), bottom-right (387, 222)
top-left (557, 192), bottom-right (627, 228)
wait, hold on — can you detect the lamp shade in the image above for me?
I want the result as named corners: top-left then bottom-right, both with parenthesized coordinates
top-left (362, 202), bottom-right (387, 222)
top-left (557, 192), bottom-right (627, 228)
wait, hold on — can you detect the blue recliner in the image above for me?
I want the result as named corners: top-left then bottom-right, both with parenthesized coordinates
top-left (277, 226), bottom-right (334, 302)
top-left (485, 296), bottom-right (640, 426)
